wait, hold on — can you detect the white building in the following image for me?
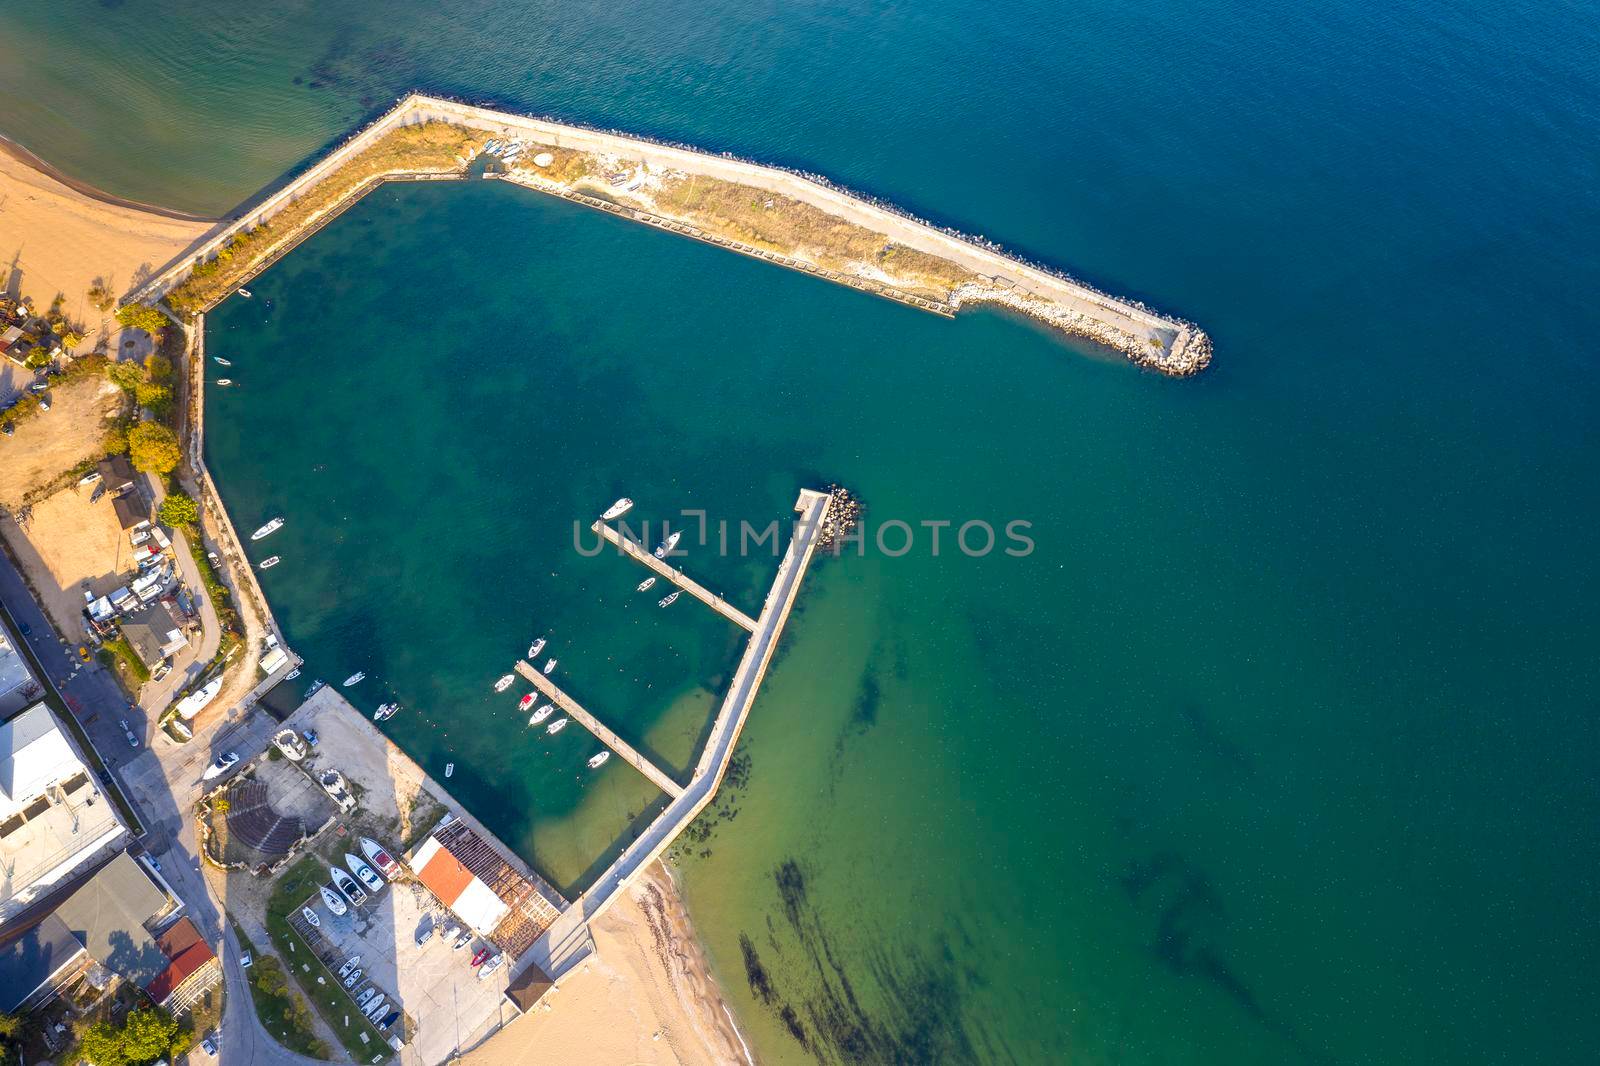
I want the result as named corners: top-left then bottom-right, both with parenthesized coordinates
top-left (0, 704), bottom-right (128, 927)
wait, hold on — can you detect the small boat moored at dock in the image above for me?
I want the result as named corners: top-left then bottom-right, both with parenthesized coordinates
top-left (659, 591), bottom-right (681, 608)
top-left (636, 577), bottom-right (656, 592)
top-left (343, 672), bottom-right (366, 687)
top-left (445, 763), bottom-right (454, 778)
top-left (373, 702), bottom-right (399, 721)
top-left (547, 717), bottom-right (568, 735)
top-left (236, 288), bottom-right (253, 297)
top-left (213, 356), bottom-right (232, 366)
top-left (250, 517), bottom-right (283, 540)
top-left (530, 704), bottom-right (553, 725)
top-left (543, 658), bottom-right (557, 675)
top-left (214, 379), bottom-right (232, 386)
top-left (259, 556), bottom-right (280, 570)
top-left (518, 693), bottom-right (536, 711)
top-left (653, 531), bottom-right (682, 558)
top-left (494, 674), bottom-right (514, 692)
top-left (601, 498), bottom-right (634, 521)
top-left (528, 637), bottom-right (546, 659)
top-left (588, 751), bottom-right (611, 769)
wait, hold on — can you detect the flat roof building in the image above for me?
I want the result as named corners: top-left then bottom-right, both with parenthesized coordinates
top-left (0, 616), bottom-right (37, 719)
top-left (0, 705), bottom-right (129, 925)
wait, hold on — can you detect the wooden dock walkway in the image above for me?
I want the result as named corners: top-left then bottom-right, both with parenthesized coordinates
top-left (522, 489), bottom-right (832, 979)
top-left (512, 660), bottom-right (684, 799)
top-left (589, 521), bottom-right (758, 632)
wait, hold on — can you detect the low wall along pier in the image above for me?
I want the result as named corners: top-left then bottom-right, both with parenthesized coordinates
top-left (130, 93), bottom-right (1210, 376)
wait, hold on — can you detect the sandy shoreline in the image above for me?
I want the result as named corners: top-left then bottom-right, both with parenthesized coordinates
top-left (465, 861), bottom-right (750, 1066)
top-left (0, 140), bottom-right (212, 322)
top-left (1, 142), bottom-right (751, 1064)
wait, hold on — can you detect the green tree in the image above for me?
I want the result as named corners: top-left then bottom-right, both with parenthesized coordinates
top-left (77, 1020), bottom-right (128, 1066)
top-left (60, 329), bottom-right (85, 350)
top-left (128, 421), bottom-right (181, 474)
top-left (23, 346), bottom-right (50, 369)
top-left (143, 353), bottom-right (173, 382)
top-left (107, 361), bottom-right (144, 393)
top-left (103, 420), bottom-right (130, 456)
top-left (157, 492), bottom-right (199, 527)
top-left (114, 303), bottom-right (166, 338)
top-left (121, 1007), bottom-right (184, 1062)
top-left (134, 381), bottom-right (173, 418)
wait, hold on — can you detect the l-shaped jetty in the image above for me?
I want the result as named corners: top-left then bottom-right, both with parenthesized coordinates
top-left (128, 93), bottom-right (1211, 375)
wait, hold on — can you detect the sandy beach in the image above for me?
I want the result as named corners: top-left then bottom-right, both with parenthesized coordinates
top-left (0, 139), bottom-right (211, 324)
top-left (465, 861), bottom-right (751, 1066)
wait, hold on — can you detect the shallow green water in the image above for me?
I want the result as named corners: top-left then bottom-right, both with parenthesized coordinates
top-left (15, 0), bottom-right (1600, 1060)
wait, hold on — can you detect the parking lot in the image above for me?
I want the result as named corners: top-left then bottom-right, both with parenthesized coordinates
top-left (249, 691), bottom-right (520, 1064)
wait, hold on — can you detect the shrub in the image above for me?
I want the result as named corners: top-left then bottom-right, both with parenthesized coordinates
top-left (128, 421), bottom-right (181, 474)
top-left (114, 303), bottom-right (167, 338)
top-left (157, 493), bottom-right (199, 527)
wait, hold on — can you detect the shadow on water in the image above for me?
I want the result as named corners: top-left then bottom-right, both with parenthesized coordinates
top-left (735, 858), bottom-right (1019, 1066)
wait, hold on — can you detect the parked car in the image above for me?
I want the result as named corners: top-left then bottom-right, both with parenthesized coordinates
top-left (302, 729), bottom-right (319, 747)
top-left (415, 922), bottom-right (434, 947)
top-left (118, 719), bottom-right (140, 749)
top-left (239, 951), bottom-right (253, 968)
top-left (199, 1036), bottom-right (217, 1056)
top-left (201, 751), bottom-right (240, 780)
top-left (151, 660), bottom-right (172, 683)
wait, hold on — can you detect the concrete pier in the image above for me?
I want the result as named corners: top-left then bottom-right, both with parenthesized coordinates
top-left (512, 659), bottom-right (683, 799)
top-left (522, 488), bottom-right (831, 979)
top-left (589, 520), bottom-right (758, 632)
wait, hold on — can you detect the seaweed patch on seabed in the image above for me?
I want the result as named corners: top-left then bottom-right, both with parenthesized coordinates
top-left (672, 750), bottom-right (752, 860)
top-left (1119, 852), bottom-right (1333, 1065)
top-left (738, 859), bottom-right (1020, 1064)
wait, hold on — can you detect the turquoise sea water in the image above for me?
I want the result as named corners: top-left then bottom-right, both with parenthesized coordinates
top-left (7, 0), bottom-right (1600, 1062)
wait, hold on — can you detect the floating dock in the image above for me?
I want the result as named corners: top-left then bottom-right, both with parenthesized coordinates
top-left (520, 488), bottom-right (831, 979)
top-left (513, 660), bottom-right (683, 799)
top-left (588, 520), bottom-right (758, 632)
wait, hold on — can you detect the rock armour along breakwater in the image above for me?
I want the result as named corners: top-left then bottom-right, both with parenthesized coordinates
top-left (128, 93), bottom-right (1210, 375)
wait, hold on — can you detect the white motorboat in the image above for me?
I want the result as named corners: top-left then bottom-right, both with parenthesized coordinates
top-left (259, 556), bottom-right (280, 570)
top-left (373, 702), bottom-right (399, 721)
top-left (528, 637), bottom-right (546, 659)
top-left (529, 704), bottom-right (554, 725)
top-left (588, 751), bottom-right (610, 769)
top-left (213, 356), bottom-right (232, 366)
top-left (319, 884), bottom-right (348, 916)
top-left (444, 762), bottom-right (455, 778)
top-left (653, 531), bottom-right (682, 558)
top-left (285, 667), bottom-right (301, 681)
top-left (338, 955), bottom-right (361, 979)
top-left (543, 658), bottom-right (557, 675)
top-left (301, 907), bottom-right (321, 928)
top-left (494, 674), bottom-right (515, 692)
top-left (518, 693), bottom-right (536, 710)
top-left (601, 498), bottom-right (634, 521)
top-left (359, 836), bottom-right (401, 878)
top-left (250, 517), bottom-right (283, 540)
top-left (636, 577), bottom-right (656, 592)
top-left (345, 854), bottom-right (384, 893)
top-left (546, 717), bottom-right (568, 735)
top-left (343, 672), bottom-right (366, 687)
top-left (236, 288), bottom-right (253, 297)
top-left (214, 378), bottom-right (233, 386)
top-left (658, 591), bottom-right (681, 608)
top-left (305, 679), bottom-right (325, 698)
top-left (332, 869), bottom-right (367, 907)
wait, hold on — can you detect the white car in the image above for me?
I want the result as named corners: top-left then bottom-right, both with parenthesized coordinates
top-left (199, 1036), bottom-right (218, 1056)
top-left (201, 751), bottom-right (240, 780)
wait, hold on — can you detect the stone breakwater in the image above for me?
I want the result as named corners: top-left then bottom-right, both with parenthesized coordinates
top-left (126, 92), bottom-right (1210, 376)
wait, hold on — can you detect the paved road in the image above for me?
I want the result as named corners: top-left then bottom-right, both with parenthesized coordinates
top-left (3, 544), bottom-right (337, 1064)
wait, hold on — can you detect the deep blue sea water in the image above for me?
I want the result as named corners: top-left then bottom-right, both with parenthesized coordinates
top-left (6, 0), bottom-right (1600, 1062)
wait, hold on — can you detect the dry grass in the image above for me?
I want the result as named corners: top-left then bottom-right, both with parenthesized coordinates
top-left (165, 122), bottom-right (479, 313)
top-left (0, 375), bottom-right (126, 508)
top-left (4, 484), bottom-right (133, 636)
top-left (516, 146), bottom-right (595, 185)
top-left (649, 174), bottom-right (971, 292)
